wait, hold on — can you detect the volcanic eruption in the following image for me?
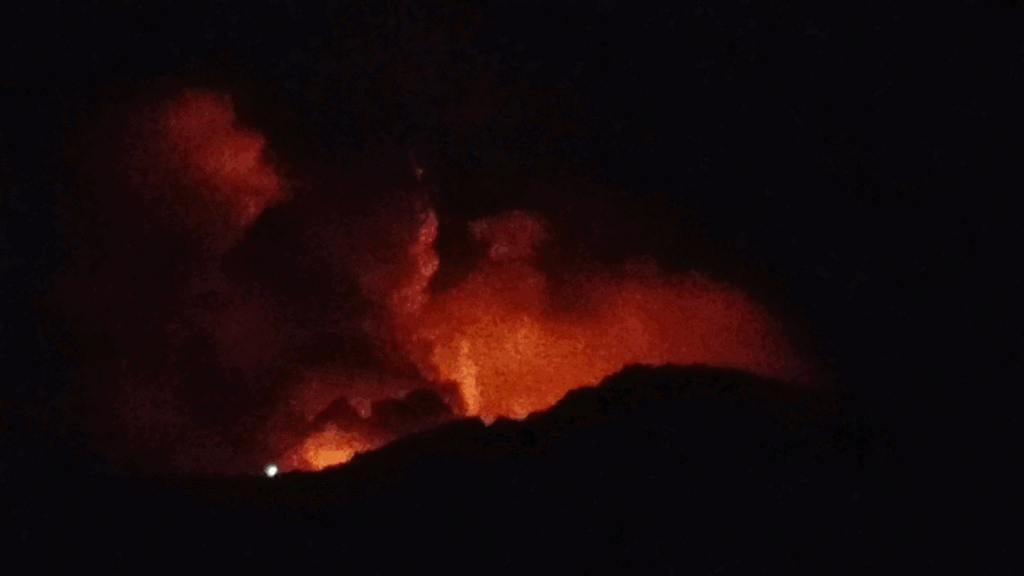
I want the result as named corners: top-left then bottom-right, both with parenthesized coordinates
top-left (58, 86), bottom-right (817, 476)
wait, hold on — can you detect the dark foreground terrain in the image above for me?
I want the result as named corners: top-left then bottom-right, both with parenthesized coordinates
top-left (7, 365), bottom-right (897, 573)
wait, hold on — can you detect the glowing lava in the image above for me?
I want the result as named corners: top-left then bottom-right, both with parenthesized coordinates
top-left (300, 426), bottom-right (374, 470)
top-left (289, 209), bottom-right (812, 471)
top-left (69, 86), bottom-right (815, 476)
top-left (415, 252), bottom-right (807, 422)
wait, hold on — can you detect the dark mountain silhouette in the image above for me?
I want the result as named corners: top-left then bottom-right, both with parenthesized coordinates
top-left (7, 365), bottom-right (896, 573)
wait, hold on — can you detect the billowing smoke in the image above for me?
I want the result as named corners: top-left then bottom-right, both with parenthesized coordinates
top-left (57, 86), bottom-right (295, 474)
top-left (57, 86), bottom-right (815, 476)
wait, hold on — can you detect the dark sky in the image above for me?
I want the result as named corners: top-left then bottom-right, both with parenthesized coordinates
top-left (1, 1), bottom-right (1020, 477)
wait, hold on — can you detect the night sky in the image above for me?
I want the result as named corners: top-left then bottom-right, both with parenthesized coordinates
top-left (1, 0), bottom-right (1019, 569)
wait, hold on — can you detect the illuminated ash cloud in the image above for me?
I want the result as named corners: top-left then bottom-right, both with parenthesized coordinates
top-left (403, 209), bottom-right (813, 426)
top-left (278, 386), bottom-right (454, 472)
top-left (469, 210), bottom-right (548, 262)
top-left (282, 203), bottom-right (815, 471)
top-left (61, 85), bottom-right (816, 476)
top-left (160, 90), bottom-right (285, 238)
top-left (84, 86), bottom-right (287, 257)
top-left (58, 86), bottom-right (294, 475)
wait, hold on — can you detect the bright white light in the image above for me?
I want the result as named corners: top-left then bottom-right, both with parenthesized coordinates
top-left (264, 463), bottom-right (278, 478)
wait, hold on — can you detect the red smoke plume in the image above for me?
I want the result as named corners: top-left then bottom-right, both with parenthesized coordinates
top-left (278, 203), bottom-right (812, 471)
top-left (64, 87), bottom-right (814, 475)
top-left (84, 87), bottom-right (286, 256)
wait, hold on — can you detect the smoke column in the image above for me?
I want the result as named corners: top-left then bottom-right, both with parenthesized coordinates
top-left (59, 86), bottom-right (815, 475)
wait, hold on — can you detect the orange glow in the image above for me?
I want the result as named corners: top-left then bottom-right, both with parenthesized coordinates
top-left (281, 209), bottom-right (812, 471)
top-left (75, 87), bottom-right (816, 475)
top-left (299, 426), bottom-right (374, 470)
top-left (160, 89), bottom-right (284, 232)
top-left (415, 262), bottom-right (806, 422)
top-left (98, 87), bottom-right (287, 254)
